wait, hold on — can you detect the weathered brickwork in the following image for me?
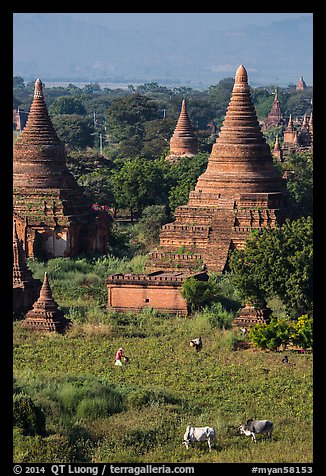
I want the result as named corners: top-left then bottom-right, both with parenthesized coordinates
top-left (232, 303), bottom-right (272, 329)
top-left (165, 99), bottom-right (198, 163)
top-left (282, 112), bottom-right (313, 154)
top-left (107, 271), bottom-right (208, 316)
top-left (13, 221), bottom-right (42, 318)
top-left (147, 65), bottom-right (287, 274)
top-left (13, 79), bottom-right (110, 259)
top-left (263, 91), bottom-right (285, 129)
top-left (21, 272), bottom-right (71, 333)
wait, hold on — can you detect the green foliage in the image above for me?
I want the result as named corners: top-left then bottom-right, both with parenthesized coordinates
top-left (13, 429), bottom-right (73, 463)
top-left (278, 151), bottom-right (313, 217)
top-left (66, 148), bottom-right (114, 181)
top-left (13, 393), bottom-right (46, 436)
top-left (48, 96), bottom-right (86, 115)
top-left (249, 314), bottom-right (313, 351)
top-left (229, 217), bottom-right (313, 317)
top-left (290, 314), bottom-right (313, 349)
top-left (131, 205), bottom-right (168, 252)
top-left (181, 277), bottom-right (215, 311)
top-left (109, 157), bottom-right (167, 219)
top-left (200, 301), bottom-right (235, 329)
top-left (249, 318), bottom-right (292, 351)
top-left (167, 153), bottom-right (209, 211)
top-left (51, 114), bottom-right (95, 150)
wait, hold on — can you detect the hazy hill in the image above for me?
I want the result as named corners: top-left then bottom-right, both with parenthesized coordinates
top-left (13, 14), bottom-right (312, 88)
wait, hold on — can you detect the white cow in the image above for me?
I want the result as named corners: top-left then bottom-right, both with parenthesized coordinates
top-left (182, 425), bottom-right (216, 451)
top-left (239, 419), bottom-right (274, 442)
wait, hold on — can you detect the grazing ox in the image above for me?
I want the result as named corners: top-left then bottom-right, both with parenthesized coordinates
top-left (239, 419), bottom-right (274, 442)
top-left (182, 425), bottom-right (216, 451)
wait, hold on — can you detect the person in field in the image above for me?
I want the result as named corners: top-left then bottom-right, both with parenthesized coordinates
top-left (115, 347), bottom-right (128, 366)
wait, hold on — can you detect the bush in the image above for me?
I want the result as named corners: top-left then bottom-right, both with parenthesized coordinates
top-left (249, 317), bottom-right (293, 351)
top-left (13, 392), bottom-right (46, 436)
top-left (201, 301), bottom-right (235, 329)
top-left (13, 430), bottom-right (72, 463)
top-left (181, 277), bottom-right (215, 311)
top-left (291, 314), bottom-right (313, 349)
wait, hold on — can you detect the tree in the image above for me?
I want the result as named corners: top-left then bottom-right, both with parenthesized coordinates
top-left (181, 277), bottom-right (215, 312)
top-left (48, 97), bottom-right (86, 115)
top-left (131, 205), bottom-right (168, 252)
top-left (278, 151), bottom-right (313, 218)
top-left (109, 158), bottom-right (167, 220)
top-left (13, 393), bottom-right (46, 436)
top-left (51, 115), bottom-right (95, 150)
top-left (229, 217), bottom-right (313, 317)
top-left (166, 153), bottom-right (209, 211)
top-left (105, 94), bottom-right (161, 158)
top-left (290, 314), bottom-right (313, 349)
top-left (13, 76), bottom-right (25, 90)
top-left (248, 318), bottom-right (293, 351)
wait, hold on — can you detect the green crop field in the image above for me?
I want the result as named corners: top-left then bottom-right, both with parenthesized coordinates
top-left (13, 311), bottom-right (313, 463)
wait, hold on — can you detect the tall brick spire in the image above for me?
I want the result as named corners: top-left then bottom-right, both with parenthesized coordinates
top-left (13, 220), bottom-right (42, 317)
top-left (263, 89), bottom-right (284, 129)
top-left (147, 65), bottom-right (287, 273)
top-left (194, 64), bottom-right (285, 197)
top-left (166, 99), bottom-right (198, 163)
top-left (13, 78), bottom-right (110, 259)
top-left (13, 78), bottom-right (77, 190)
top-left (22, 272), bottom-right (71, 333)
top-left (13, 221), bottom-right (34, 286)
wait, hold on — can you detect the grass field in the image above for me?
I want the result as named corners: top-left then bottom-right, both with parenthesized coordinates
top-left (13, 310), bottom-right (313, 463)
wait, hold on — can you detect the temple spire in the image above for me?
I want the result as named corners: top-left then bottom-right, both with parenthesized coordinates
top-left (195, 64), bottom-right (284, 196)
top-left (165, 98), bottom-right (198, 163)
top-left (22, 272), bottom-right (72, 333)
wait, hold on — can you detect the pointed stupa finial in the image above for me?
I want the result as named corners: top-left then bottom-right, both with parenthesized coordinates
top-left (274, 134), bottom-right (280, 150)
top-left (39, 271), bottom-right (53, 301)
top-left (34, 79), bottom-right (44, 98)
top-left (235, 64), bottom-right (248, 83)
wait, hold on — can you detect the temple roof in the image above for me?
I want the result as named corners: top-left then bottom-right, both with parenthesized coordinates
top-left (23, 272), bottom-right (71, 332)
top-left (193, 64), bottom-right (285, 197)
top-left (15, 79), bottom-right (62, 146)
top-left (13, 78), bottom-right (79, 191)
top-left (167, 99), bottom-right (198, 159)
top-left (173, 100), bottom-right (196, 138)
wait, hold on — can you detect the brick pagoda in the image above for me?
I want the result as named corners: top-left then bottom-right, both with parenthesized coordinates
top-left (296, 75), bottom-right (307, 91)
top-left (283, 112), bottom-right (313, 154)
top-left (13, 221), bottom-right (42, 318)
top-left (232, 303), bottom-right (272, 330)
top-left (263, 90), bottom-right (285, 129)
top-left (147, 65), bottom-right (287, 273)
top-left (13, 79), bottom-right (110, 259)
top-left (165, 100), bottom-right (198, 163)
top-left (21, 272), bottom-right (71, 332)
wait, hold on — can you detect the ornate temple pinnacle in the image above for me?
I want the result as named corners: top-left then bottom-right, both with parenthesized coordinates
top-left (34, 78), bottom-right (43, 98)
top-left (235, 64), bottom-right (248, 83)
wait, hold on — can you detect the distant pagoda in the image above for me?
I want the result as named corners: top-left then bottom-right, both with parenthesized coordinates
top-left (165, 99), bottom-right (198, 163)
top-left (147, 65), bottom-right (287, 273)
top-left (13, 220), bottom-right (42, 318)
top-left (296, 75), bottom-right (307, 91)
top-left (13, 79), bottom-right (110, 259)
top-left (21, 272), bottom-right (71, 333)
top-left (263, 90), bottom-right (285, 129)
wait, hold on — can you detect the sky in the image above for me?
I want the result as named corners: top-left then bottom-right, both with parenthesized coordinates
top-left (62, 13), bottom-right (313, 31)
